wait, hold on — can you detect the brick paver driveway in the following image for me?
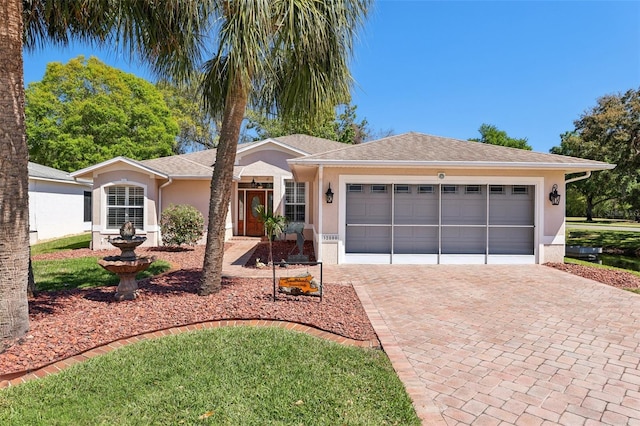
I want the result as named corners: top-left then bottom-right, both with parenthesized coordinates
top-left (325, 264), bottom-right (640, 425)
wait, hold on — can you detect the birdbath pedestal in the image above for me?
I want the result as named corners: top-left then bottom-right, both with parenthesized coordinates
top-left (98, 222), bottom-right (155, 301)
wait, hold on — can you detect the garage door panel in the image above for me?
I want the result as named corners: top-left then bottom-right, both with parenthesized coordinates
top-left (442, 190), bottom-right (486, 225)
top-left (346, 185), bottom-right (391, 224)
top-left (489, 186), bottom-right (534, 226)
top-left (441, 227), bottom-right (485, 254)
top-left (394, 189), bottom-right (438, 225)
top-left (393, 226), bottom-right (438, 254)
top-left (346, 226), bottom-right (391, 253)
top-left (489, 227), bottom-right (534, 255)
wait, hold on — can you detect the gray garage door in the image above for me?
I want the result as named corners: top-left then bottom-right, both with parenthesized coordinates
top-left (345, 183), bottom-right (535, 264)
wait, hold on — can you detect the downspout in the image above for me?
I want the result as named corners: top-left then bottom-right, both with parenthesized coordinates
top-left (158, 177), bottom-right (173, 244)
top-left (565, 171), bottom-right (591, 185)
top-left (317, 165), bottom-right (323, 262)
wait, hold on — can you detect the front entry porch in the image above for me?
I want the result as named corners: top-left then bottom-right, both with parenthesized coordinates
top-left (237, 180), bottom-right (273, 237)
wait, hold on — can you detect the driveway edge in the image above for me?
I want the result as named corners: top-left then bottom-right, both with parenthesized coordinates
top-left (352, 281), bottom-right (447, 425)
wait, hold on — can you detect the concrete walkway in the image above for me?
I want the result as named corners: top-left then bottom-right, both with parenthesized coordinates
top-left (226, 240), bottom-right (640, 424)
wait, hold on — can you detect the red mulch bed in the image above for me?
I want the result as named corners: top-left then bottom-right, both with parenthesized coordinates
top-left (546, 262), bottom-right (640, 289)
top-left (1, 245), bottom-right (375, 376)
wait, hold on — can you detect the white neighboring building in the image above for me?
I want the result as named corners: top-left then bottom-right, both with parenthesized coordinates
top-left (28, 162), bottom-right (92, 244)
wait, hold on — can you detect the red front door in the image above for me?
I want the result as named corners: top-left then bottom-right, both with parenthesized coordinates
top-left (245, 191), bottom-right (265, 236)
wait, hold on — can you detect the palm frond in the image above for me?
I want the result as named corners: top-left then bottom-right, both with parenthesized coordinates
top-left (23, 0), bottom-right (214, 82)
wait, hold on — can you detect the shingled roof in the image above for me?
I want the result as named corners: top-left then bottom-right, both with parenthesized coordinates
top-left (137, 134), bottom-right (346, 178)
top-left (28, 162), bottom-right (76, 182)
top-left (288, 132), bottom-right (615, 171)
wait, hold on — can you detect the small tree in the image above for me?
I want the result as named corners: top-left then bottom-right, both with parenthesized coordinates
top-left (255, 205), bottom-right (287, 301)
top-left (160, 204), bottom-right (204, 247)
top-left (255, 205), bottom-right (287, 264)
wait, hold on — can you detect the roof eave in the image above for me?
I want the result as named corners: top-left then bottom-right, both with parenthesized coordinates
top-left (287, 159), bottom-right (616, 171)
top-left (29, 176), bottom-right (91, 186)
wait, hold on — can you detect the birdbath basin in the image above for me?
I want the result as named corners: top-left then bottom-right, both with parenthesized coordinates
top-left (98, 222), bottom-right (155, 301)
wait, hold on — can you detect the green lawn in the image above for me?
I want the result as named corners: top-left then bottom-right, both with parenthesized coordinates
top-left (30, 233), bottom-right (171, 291)
top-left (33, 257), bottom-right (171, 291)
top-left (0, 327), bottom-right (420, 425)
top-left (31, 233), bottom-right (91, 255)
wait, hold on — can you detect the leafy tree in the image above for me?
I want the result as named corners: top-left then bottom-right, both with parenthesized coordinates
top-left (244, 103), bottom-right (374, 144)
top-left (198, 1), bottom-right (371, 296)
top-left (551, 88), bottom-right (639, 221)
top-left (26, 56), bottom-right (179, 171)
top-left (157, 79), bottom-right (219, 154)
top-left (470, 124), bottom-right (532, 150)
top-left (0, 0), bottom-right (210, 349)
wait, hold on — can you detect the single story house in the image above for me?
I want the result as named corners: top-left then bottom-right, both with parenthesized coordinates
top-left (28, 162), bottom-right (92, 244)
top-left (71, 132), bottom-right (614, 264)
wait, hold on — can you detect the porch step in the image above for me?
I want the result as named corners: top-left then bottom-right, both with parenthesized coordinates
top-left (230, 236), bottom-right (262, 241)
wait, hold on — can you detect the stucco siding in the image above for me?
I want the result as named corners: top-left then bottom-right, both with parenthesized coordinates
top-left (161, 180), bottom-right (211, 226)
top-left (29, 179), bottom-right (91, 243)
top-left (238, 149), bottom-right (293, 170)
top-left (90, 169), bottom-right (159, 250)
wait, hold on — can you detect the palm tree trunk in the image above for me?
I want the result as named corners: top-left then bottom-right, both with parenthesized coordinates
top-left (199, 82), bottom-right (248, 295)
top-left (0, 0), bottom-right (30, 349)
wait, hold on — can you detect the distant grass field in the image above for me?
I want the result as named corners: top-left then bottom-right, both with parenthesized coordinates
top-left (567, 229), bottom-right (640, 252)
top-left (566, 217), bottom-right (640, 228)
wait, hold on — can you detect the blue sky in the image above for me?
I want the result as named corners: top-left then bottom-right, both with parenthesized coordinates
top-left (23, 1), bottom-right (639, 153)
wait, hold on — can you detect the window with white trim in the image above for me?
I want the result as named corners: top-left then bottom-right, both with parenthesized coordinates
top-left (106, 185), bottom-right (144, 229)
top-left (284, 181), bottom-right (305, 222)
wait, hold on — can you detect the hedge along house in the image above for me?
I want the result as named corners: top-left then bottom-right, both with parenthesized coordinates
top-left (287, 132), bottom-right (614, 265)
top-left (72, 132), bottom-right (613, 264)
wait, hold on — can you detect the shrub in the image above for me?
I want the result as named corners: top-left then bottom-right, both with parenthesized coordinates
top-left (160, 204), bottom-right (204, 247)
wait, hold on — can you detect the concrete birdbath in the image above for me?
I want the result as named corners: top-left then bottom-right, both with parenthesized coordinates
top-left (98, 221), bottom-right (155, 301)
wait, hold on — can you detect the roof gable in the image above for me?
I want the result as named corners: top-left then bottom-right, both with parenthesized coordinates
top-left (238, 134), bottom-right (346, 157)
top-left (71, 157), bottom-right (168, 180)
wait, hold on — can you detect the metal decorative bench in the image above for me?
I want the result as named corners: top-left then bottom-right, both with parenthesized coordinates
top-left (276, 262), bottom-right (323, 301)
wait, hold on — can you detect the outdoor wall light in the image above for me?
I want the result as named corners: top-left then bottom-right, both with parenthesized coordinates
top-left (325, 183), bottom-right (334, 204)
top-left (549, 184), bottom-right (561, 206)
top-left (251, 178), bottom-right (256, 188)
